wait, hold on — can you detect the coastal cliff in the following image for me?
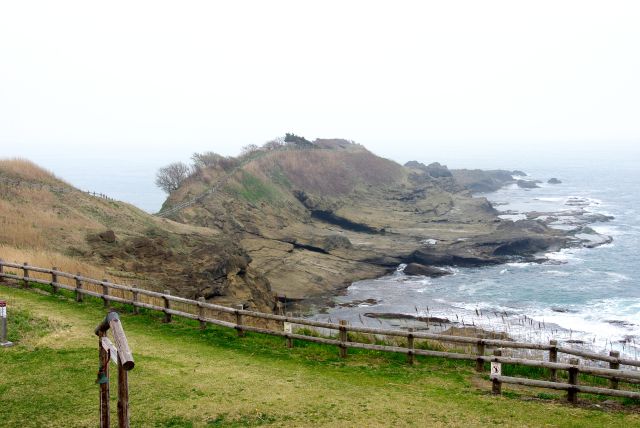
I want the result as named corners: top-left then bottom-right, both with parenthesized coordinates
top-left (161, 139), bottom-right (593, 300)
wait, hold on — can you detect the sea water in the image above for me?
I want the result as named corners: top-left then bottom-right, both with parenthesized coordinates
top-left (315, 156), bottom-right (640, 357)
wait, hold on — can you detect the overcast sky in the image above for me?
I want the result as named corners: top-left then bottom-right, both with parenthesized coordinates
top-left (1, 1), bottom-right (639, 210)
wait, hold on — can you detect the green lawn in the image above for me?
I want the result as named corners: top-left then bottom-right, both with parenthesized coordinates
top-left (0, 285), bottom-right (638, 427)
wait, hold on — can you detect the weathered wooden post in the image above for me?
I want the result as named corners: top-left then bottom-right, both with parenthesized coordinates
top-left (549, 340), bottom-right (558, 381)
top-left (491, 349), bottom-right (502, 395)
top-left (407, 327), bottom-right (415, 365)
top-left (567, 358), bottom-right (579, 404)
top-left (339, 320), bottom-right (348, 358)
top-left (118, 358), bottom-right (129, 428)
top-left (197, 297), bottom-right (207, 330)
top-left (51, 267), bottom-right (59, 294)
top-left (97, 330), bottom-right (110, 428)
top-left (476, 336), bottom-right (486, 372)
top-left (22, 262), bottom-right (29, 288)
top-left (0, 259), bottom-right (4, 279)
top-left (1, 300), bottom-right (14, 347)
top-left (235, 304), bottom-right (244, 337)
top-left (75, 273), bottom-right (84, 302)
top-left (609, 350), bottom-right (620, 390)
top-left (95, 311), bottom-right (135, 428)
top-left (132, 290), bottom-right (139, 315)
top-left (102, 280), bottom-right (110, 309)
top-left (163, 290), bottom-right (172, 323)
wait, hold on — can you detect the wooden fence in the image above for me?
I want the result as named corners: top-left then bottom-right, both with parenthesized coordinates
top-left (2, 259), bottom-right (640, 403)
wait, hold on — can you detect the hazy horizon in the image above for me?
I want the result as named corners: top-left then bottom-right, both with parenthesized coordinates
top-left (2, 1), bottom-right (639, 210)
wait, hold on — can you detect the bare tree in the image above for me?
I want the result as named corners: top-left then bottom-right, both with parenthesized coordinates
top-left (155, 162), bottom-right (190, 193)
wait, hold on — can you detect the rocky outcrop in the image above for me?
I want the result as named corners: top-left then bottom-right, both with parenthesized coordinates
top-left (403, 263), bottom-right (449, 277)
top-left (159, 141), bottom-right (608, 302)
top-left (517, 180), bottom-right (540, 189)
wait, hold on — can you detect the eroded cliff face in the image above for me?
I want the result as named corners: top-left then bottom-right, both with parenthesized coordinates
top-left (163, 141), bottom-right (574, 300)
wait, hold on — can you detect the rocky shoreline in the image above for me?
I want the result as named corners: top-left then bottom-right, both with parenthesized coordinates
top-left (164, 141), bottom-right (613, 306)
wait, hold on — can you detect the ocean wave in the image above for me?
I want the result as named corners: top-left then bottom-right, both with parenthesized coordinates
top-left (534, 197), bottom-right (564, 202)
top-left (544, 249), bottom-right (584, 263)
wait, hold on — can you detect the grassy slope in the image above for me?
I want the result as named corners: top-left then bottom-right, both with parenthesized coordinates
top-left (1, 286), bottom-right (637, 428)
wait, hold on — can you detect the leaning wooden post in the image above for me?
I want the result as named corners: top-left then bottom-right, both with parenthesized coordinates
top-left (197, 297), bottom-right (207, 330)
top-left (339, 320), bottom-right (348, 358)
top-left (567, 358), bottom-right (579, 404)
top-left (407, 327), bottom-right (415, 365)
top-left (22, 262), bottom-right (30, 288)
top-left (117, 357), bottom-right (130, 428)
top-left (235, 304), bottom-right (244, 337)
top-left (475, 336), bottom-right (486, 372)
top-left (163, 290), bottom-right (172, 323)
top-left (75, 273), bottom-right (84, 302)
top-left (95, 311), bottom-right (134, 428)
top-left (549, 340), bottom-right (558, 382)
top-left (491, 349), bottom-right (502, 395)
top-left (51, 267), bottom-right (59, 294)
top-left (609, 350), bottom-right (620, 390)
top-left (102, 280), bottom-right (110, 309)
top-left (97, 330), bottom-right (110, 428)
top-left (132, 290), bottom-right (139, 315)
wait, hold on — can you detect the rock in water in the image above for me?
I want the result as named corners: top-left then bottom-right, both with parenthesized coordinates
top-left (403, 263), bottom-right (449, 277)
top-left (517, 180), bottom-right (540, 189)
top-left (548, 178), bottom-right (562, 184)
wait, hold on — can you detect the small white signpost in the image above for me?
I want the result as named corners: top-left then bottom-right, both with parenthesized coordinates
top-left (491, 361), bottom-right (501, 377)
top-left (0, 300), bottom-right (14, 347)
top-left (283, 322), bottom-right (292, 334)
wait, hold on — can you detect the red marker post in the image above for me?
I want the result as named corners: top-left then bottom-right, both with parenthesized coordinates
top-left (0, 300), bottom-right (14, 347)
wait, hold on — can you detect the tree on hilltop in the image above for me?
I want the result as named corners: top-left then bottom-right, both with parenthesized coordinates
top-left (155, 162), bottom-right (190, 193)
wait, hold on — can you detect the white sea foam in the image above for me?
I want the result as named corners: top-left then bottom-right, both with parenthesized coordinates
top-left (544, 249), bottom-right (583, 263)
top-left (498, 214), bottom-right (527, 221)
top-left (534, 197), bottom-right (564, 202)
top-left (506, 262), bottom-right (535, 268)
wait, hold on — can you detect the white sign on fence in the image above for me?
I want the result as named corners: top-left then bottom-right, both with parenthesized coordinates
top-left (283, 322), bottom-right (292, 333)
top-left (491, 362), bottom-right (502, 376)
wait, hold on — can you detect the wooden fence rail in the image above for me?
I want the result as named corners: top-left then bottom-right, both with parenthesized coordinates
top-left (2, 259), bottom-right (640, 403)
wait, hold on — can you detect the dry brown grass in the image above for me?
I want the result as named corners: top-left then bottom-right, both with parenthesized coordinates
top-left (254, 149), bottom-right (405, 196)
top-left (0, 158), bottom-right (68, 185)
top-left (0, 245), bottom-right (109, 281)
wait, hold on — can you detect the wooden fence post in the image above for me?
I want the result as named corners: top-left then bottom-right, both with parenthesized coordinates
top-left (235, 305), bottom-right (244, 337)
top-left (567, 358), bottom-right (579, 404)
top-left (75, 273), bottom-right (83, 302)
top-left (22, 262), bottom-right (29, 288)
top-left (407, 327), bottom-right (415, 365)
top-left (102, 280), bottom-right (110, 309)
top-left (339, 320), bottom-right (348, 358)
top-left (51, 267), bottom-right (59, 294)
top-left (549, 340), bottom-right (558, 382)
top-left (97, 331), bottom-right (110, 428)
top-left (118, 358), bottom-right (130, 428)
top-left (492, 349), bottom-right (502, 395)
top-left (609, 350), bottom-right (620, 390)
top-left (197, 297), bottom-right (206, 330)
top-left (0, 260), bottom-right (4, 279)
top-left (476, 336), bottom-right (486, 372)
top-left (132, 290), bottom-right (139, 315)
top-left (163, 290), bottom-right (172, 323)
